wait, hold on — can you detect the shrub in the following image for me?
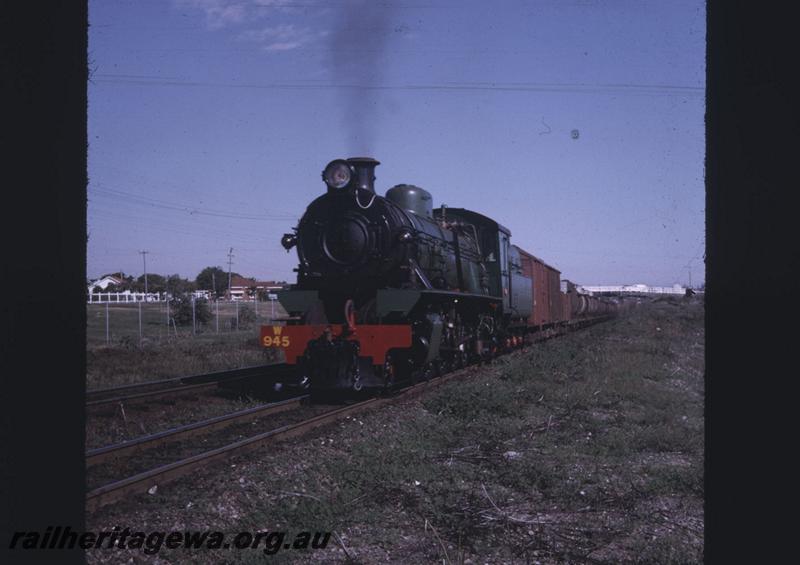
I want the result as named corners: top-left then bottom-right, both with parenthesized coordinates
top-left (238, 305), bottom-right (256, 328)
top-left (169, 296), bottom-right (211, 327)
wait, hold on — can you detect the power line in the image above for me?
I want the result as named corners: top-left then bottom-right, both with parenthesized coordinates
top-left (91, 162), bottom-right (300, 216)
top-left (93, 75), bottom-right (704, 98)
top-left (88, 208), bottom-right (293, 252)
top-left (89, 184), bottom-right (296, 221)
top-left (88, 197), bottom-right (289, 229)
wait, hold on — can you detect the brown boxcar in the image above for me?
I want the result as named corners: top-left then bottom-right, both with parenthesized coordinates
top-left (585, 295), bottom-right (594, 315)
top-left (562, 279), bottom-right (577, 318)
top-left (514, 245), bottom-right (562, 328)
top-left (547, 265), bottom-right (563, 324)
top-left (515, 247), bottom-right (545, 327)
top-left (561, 290), bottom-right (571, 322)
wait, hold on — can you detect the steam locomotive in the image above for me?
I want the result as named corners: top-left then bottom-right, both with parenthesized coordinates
top-left (261, 157), bottom-right (617, 393)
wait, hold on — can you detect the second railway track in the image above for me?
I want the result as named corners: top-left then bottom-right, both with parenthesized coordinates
top-left (86, 395), bottom-right (308, 467)
top-left (86, 362), bottom-right (289, 409)
top-left (85, 360), bottom-right (490, 512)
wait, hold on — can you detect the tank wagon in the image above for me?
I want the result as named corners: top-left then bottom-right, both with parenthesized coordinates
top-left (262, 157), bottom-right (617, 394)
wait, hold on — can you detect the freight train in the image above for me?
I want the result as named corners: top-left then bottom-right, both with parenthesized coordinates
top-left (261, 157), bottom-right (619, 393)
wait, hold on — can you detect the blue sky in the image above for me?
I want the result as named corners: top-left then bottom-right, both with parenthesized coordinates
top-left (88, 0), bottom-right (705, 287)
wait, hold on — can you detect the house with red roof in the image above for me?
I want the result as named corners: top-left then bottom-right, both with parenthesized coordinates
top-left (228, 276), bottom-right (286, 300)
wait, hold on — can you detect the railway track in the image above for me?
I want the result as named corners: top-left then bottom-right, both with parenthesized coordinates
top-left (86, 395), bottom-right (308, 467)
top-left (86, 363), bottom-right (288, 409)
top-left (86, 316), bottom-right (613, 512)
top-left (85, 360), bottom-right (489, 512)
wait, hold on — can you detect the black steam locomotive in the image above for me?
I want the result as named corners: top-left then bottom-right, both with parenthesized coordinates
top-left (261, 157), bottom-right (611, 393)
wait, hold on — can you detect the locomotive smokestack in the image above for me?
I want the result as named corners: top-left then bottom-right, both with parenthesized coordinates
top-left (347, 157), bottom-right (380, 193)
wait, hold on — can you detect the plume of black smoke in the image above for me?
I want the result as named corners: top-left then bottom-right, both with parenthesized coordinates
top-left (328, 0), bottom-right (395, 155)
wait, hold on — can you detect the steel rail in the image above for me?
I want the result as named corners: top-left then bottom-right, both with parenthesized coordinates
top-left (86, 381), bottom-right (224, 409)
top-left (86, 364), bottom-right (287, 409)
top-left (85, 363), bottom-right (480, 512)
top-left (86, 400), bottom-right (377, 511)
top-left (86, 395), bottom-right (308, 467)
top-left (86, 363), bottom-right (284, 401)
top-left (87, 375), bottom-right (208, 399)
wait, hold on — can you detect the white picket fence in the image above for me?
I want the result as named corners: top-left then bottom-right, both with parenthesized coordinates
top-left (87, 291), bottom-right (168, 304)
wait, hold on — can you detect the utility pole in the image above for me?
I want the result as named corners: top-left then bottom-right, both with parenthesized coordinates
top-left (139, 250), bottom-right (149, 295)
top-left (227, 247), bottom-right (234, 300)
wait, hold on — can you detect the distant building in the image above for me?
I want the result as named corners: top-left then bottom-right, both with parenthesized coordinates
top-left (582, 283), bottom-right (686, 295)
top-left (228, 276), bottom-right (286, 300)
top-left (87, 274), bottom-right (125, 294)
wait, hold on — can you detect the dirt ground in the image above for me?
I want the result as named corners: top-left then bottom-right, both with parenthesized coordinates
top-left (85, 296), bottom-right (704, 564)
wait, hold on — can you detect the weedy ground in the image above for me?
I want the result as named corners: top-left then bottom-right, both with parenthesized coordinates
top-left (87, 334), bottom-right (279, 390)
top-left (85, 296), bottom-right (704, 564)
top-left (86, 302), bottom-right (286, 389)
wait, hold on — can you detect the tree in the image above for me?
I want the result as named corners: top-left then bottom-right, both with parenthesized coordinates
top-left (196, 266), bottom-right (238, 298)
top-left (165, 274), bottom-right (196, 296)
top-left (170, 296), bottom-right (211, 326)
top-left (135, 273), bottom-right (165, 293)
top-left (238, 305), bottom-right (256, 328)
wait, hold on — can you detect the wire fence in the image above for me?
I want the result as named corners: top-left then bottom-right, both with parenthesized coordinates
top-left (86, 298), bottom-right (287, 347)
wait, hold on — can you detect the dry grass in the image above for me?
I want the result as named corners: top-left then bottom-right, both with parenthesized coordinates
top-left (86, 301), bottom-right (286, 389)
top-left (85, 296), bottom-right (704, 564)
top-left (86, 301), bottom-right (286, 347)
top-left (86, 335), bottom-right (279, 390)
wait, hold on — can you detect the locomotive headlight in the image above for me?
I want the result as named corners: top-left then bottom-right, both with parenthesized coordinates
top-left (322, 159), bottom-right (352, 190)
top-left (281, 233), bottom-right (297, 251)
